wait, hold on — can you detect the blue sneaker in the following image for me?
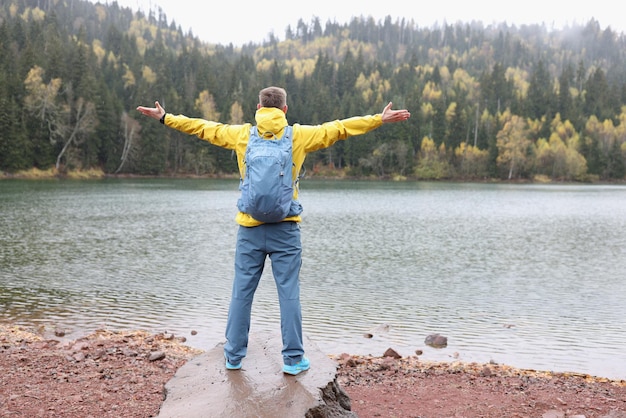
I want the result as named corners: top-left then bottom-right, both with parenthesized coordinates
top-left (225, 355), bottom-right (242, 370)
top-left (282, 357), bottom-right (310, 375)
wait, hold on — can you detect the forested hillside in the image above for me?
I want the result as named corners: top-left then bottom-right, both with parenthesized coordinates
top-left (1, 0), bottom-right (626, 181)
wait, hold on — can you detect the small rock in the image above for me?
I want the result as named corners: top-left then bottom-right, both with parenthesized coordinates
top-left (190, 330), bottom-right (198, 336)
top-left (338, 353), bottom-right (358, 367)
top-left (54, 329), bottom-right (66, 337)
top-left (383, 348), bottom-right (401, 359)
top-left (363, 333), bottom-right (373, 339)
top-left (72, 352), bottom-right (86, 362)
top-left (92, 349), bottom-right (106, 360)
top-left (148, 351), bottom-right (166, 361)
top-left (122, 348), bottom-right (138, 357)
top-left (424, 334), bottom-right (448, 348)
top-left (415, 349), bottom-right (423, 356)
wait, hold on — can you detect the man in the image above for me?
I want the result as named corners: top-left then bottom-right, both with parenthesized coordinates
top-left (137, 86), bottom-right (410, 375)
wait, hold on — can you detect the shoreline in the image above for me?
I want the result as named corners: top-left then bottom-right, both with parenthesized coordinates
top-left (3, 167), bottom-right (626, 185)
top-left (2, 325), bottom-right (625, 417)
top-left (3, 324), bottom-right (624, 385)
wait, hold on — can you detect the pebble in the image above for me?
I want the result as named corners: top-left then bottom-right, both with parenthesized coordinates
top-left (424, 333), bottom-right (448, 348)
top-left (383, 348), bottom-right (401, 359)
top-left (148, 351), bottom-right (166, 361)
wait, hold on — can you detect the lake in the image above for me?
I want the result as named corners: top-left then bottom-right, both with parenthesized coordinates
top-left (1, 178), bottom-right (625, 380)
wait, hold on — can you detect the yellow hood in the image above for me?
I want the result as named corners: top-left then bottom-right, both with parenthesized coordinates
top-left (254, 107), bottom-right (288, 138)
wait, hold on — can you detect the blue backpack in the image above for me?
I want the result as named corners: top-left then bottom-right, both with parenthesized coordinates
top-left (237, 126), bottom-right (302, 223)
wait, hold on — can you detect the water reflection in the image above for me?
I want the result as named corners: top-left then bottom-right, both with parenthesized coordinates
top-left (1, 179), bottom-right (625, 380)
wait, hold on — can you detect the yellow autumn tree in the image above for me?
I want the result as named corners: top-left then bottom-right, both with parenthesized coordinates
top-left (585, 115), bottom-right (614, 156)
top-left (496, 111), bottom-right (533, 179)
top-left (547, 114), bottom-right (587, 180)
top-left (422, 81), bottom-right (443, 102)
top-left (454, 142), bottom-right (489, 179)
top-left (453, 68), bottom-right (480, 102)
top-left (122, 64), bottom-right (135, 89)
top-left (421, 102), bottom-right (434, 119)
top-left (23, 65), bottom-right (62, 123)
top-left (355, 71), bottom-right (389, 105)
top-left (229, 101), bottom-right (244, 124)
top-left (195, 90), bottom-right (220, 121)
top-left (24, 66), bottom-right (97, 170)
top-left (584, 114), bottom-right (625, 178)
top-left (415, 136), bottom-right (450, 179)
top-left (141, 65), bottom-right (157, 85)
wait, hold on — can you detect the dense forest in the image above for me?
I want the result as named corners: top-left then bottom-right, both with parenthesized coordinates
top-left (1, 0), bottom-right (626, 181)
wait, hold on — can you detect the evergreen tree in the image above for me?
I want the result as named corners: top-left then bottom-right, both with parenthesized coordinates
top-left (557, 63), bottom-right (575, 122)
top-left (526, 60), bottom-right (555, 121)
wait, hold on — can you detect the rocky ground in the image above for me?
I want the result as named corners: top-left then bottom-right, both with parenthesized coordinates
top-left (1, 325), bottom-right (625, 418)
top-left (335, 354), bottom-right (626, 418)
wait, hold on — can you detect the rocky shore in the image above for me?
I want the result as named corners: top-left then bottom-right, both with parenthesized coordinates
top-left (1, 325), bottom-right (625, 417)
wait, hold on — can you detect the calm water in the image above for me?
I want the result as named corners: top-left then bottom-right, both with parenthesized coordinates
top-left (1, 179), bottom-right (625, 379)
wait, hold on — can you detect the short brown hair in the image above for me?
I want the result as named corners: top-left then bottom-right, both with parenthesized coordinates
top-left (259, 86), bottom-right (287, 109)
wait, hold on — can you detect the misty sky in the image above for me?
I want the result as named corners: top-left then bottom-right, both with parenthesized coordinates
top-left (96, 0), bottom-right (623, 45)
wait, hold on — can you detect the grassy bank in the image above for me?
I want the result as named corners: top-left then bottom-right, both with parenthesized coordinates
top-left (1, 167), bottom-right (106, 180)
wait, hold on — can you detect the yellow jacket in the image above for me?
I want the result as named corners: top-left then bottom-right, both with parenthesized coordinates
top-left (164, 107), bottom-right (383, 226)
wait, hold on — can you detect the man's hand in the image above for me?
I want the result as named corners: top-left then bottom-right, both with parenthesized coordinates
top-left (136, 101), bottom-right (166, 120)
top-left (381, 102), bottom-right (410, 123)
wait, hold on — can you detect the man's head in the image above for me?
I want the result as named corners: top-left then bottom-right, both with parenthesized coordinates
top-left (259, 86), bottom-right (287, 111)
